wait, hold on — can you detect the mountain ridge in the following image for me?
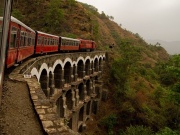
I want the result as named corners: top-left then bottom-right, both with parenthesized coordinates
top-left (146, 39), bottom-right (180, 55)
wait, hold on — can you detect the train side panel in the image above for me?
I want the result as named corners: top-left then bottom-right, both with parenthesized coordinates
top-left (79, 39), bottom-right (96, 51)
top-left (16, 26), bottom-right (35, 63)
top-left (6, 17), bottom-right (35, 68)
top-left (59, 37), bottom-right (80, 51)
top-left (35, 31), bottom-right (59, 54)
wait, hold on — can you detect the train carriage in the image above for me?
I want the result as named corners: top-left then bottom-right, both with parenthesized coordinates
top-left (59, 37), bottom-right (80, 52)
top-left (35, 31), bottom-right (59, 54)
top-left (1, 16), bottom-right (97, 69)
top-left (79, 39), bottom-right (96, 51)
top-left (1, 16), bottom-right (36, 68)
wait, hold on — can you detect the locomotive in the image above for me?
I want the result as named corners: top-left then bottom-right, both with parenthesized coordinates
top-left (0, 16), bottom-right (96, 68)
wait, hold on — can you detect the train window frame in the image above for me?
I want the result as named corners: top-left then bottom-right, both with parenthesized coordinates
top-left (10, 26), bottom-right (18, 48)
top-left (20, 31), bottom-right (25, 47)
top-left (41, 37), bottom-right (44, 45)
top-left (44, 38), bottom-right (47, 45)
top-left (25, 32), bottom-right (28, 46)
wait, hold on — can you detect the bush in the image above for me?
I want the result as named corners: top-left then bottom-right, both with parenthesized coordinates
top-left (100, 114), bottom-right (117, 135)
top-left (156, 127), bottom-right (180, 135)
top-left (123, 125), bottom-right (153, 135)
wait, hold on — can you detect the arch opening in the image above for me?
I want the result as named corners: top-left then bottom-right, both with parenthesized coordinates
top-left (56, 96), bottom-right (64, 118)
top-left (40, 69), bottom-right (48, 97)
top-left (66, 90), bottom-right (73, 110)
top-left (77, 60), bottom-right (84, 78)
top-left (64, 62), bottom-right (71, 84)
top-left (54, 64), bottom-right (62, 88)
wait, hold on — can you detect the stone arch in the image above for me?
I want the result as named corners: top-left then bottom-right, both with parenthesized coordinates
top-left (86, 101), bottom-right (91, 115)
top-left (39, 63), bottom-right (49, 81)
top-left (68, 118), bottom-right (72, 129)
top-left (84, 56), bottom-right (91, 62)
top-left (76, 56), bottom-right (85, 64)
top-left (31, 67), bottom-right (39, 80)
top-left (39, 69), bottom-right (49, 97)
top-left (86, 80), bottom-right (91, 96)
top-left (79, 106), bottom-right (84, 121)
top-left (91, 100), bottom-right (97, 114)
top-left (54, 64), bottom-right (63, 89)
top-left (64, 62), bottom-right (71, 84)
top-left (94, 58), bottom-right (98, 72)
top-left (56, 96), bottom-right (64, 118)
top-left (63, 57), bottom-right (73, 68)
top-left (78, 83), bottom-right (84, 101)
top-left (77, 60), bottom-right (84, 78)
top-left (99, 58), bottom-right (103, 71)
top-left (78, 124), bottom-right (83, 133)
top-left (52, 59), bottom-right (63, 72)
top-left (85, 59), bottom-right (90, 76)
top-left (66, 90), bottom-right (73, 110)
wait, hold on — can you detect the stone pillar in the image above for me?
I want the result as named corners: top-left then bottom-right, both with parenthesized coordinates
top-left (95, 84), bottom-right (102, 100)
top-left (70, 66), bottom-right (73, 83)
top-left (92, 79), bottom-right (96, 94)
top-left (63, 95), bottom-right (67, 118)
top-left (89, 80), bottom-right (93, 96)
top-left (95, 61), bottom-right (99, 72)
top-left (99, 60), bottom-right (104, 72)
top-left (72, 111), bottom-right (78, 132)
top-left (49, 73), bottom-right (55, 96)
top-left (40, 75), bottom-right (50, 98)
top-left (75, 88), bottom-right (79, 106)
top-left (61, 69), bottom-right (65, 88)
top-left (72, 89), bottom-right (76, 109)
top-left (81, 64), bottom-right (85, 78)
top-left (91, 62), bottom-right (94, 74)
top-left (84, 84), bottom-right (87, 99)
top-left (74, 66), bottom-right (78, 82)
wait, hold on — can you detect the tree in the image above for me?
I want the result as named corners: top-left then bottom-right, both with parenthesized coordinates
top-left (44, 0), bottom-right (64, 33)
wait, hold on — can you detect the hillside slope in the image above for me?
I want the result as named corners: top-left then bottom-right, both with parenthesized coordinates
top-left (10, 1), bottom-right (180, 135)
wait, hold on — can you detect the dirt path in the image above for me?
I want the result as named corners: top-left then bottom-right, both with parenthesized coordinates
top-left (0, 78), bottom-right (44, 135)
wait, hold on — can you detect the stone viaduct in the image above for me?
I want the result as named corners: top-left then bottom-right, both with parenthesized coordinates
top-left (9, 51), bottom-right (106, 135)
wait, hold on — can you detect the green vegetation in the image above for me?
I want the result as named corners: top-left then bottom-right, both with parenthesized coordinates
top-left (44, 0), bottom-right (64, 33)
top-left (11, 1), bottom-right (179, 135)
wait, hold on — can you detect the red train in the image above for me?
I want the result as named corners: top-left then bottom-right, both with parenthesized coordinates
top-left (0, 16), bottom-right (96, 68)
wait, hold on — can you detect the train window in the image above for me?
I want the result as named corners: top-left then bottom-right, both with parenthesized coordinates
top-left (53, 39), bottom-right (55, 45)
top-left (41, 37), bottom-right (44, 45)
top-left (20, 31), bottom-right (25, 47)
top-left (63, 39), bottom-right (65, 45)
top-left (51, 39), bottom-right (54, 45)
top-left (28, 37), bottom-right (31, 46)
top-left (38, 36), bottom-right (41, 45)
top-left (31, 34), bottom-right (35, 46)
top-left (48, 38), bottom-right (50, 45)
top-left (44, 38), bottom-right (47, 45)
top-left (62, 39), bottom-right (64, 45)
top-left (25, 32), bottom-right (28, 46)
top-left (10, 27), bottom-right (18, 48)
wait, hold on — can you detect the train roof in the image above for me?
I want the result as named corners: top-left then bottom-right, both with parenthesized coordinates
top-left (60, 36), bottom-right (80, 42)
top-left (37, 31), bottom-right (59, 38)
top-left (10, 16), bottom-right (35, 32)
top-left (78, 38), bottom-right (94, 41)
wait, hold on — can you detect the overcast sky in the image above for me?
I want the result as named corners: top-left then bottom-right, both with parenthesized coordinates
top-left (76, 0), bottom-right (180, 42)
